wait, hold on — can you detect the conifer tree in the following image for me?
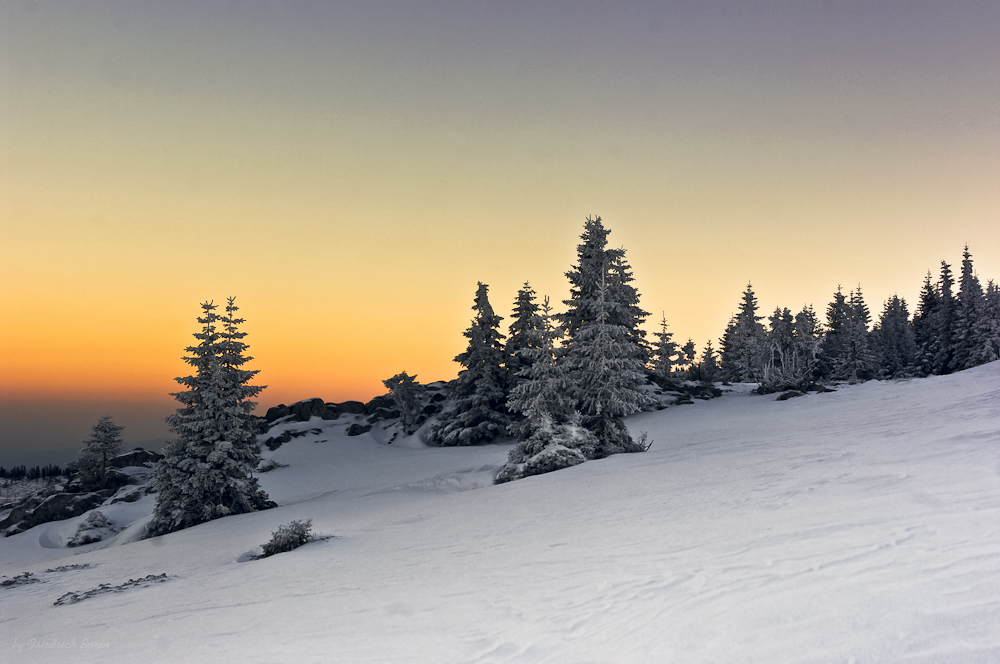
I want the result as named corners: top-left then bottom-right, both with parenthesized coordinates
top-left (720, 283), bottom-right (766, 382)
top-left (563, 270), bottom-right (655, 458)
top-left (838, 286), bottom-right (878, 380)
top-left (650, 314), bottom-right (680, 383)
top-left (969, 280), bottom-right (1000, 365)
top-left (679, 339), bottom-right (697, 375)
top-left (717, 316), bottom-right (738, 382)
top-left (792, 305), bottom-right (823, 384)
top-left (496, 297), bottom-right (596, 482)
top-left (912, 271), bottom-right (941, 376)
top-left (950, 246), bottom-right (985, 372)
top-left (504, 282), bottom-right (544, 389)
top-left (697, 339), bottom-right (718, 382)
top-left (146, 299), bottom-right (272, 539)
top-left (561, 216), bottom-right (647, 358)
top-left (932, 261), bottom-right (956, 374)
top-left (819, 286), bottom-right (850, 379)
top-left (431, 282), bottom-right (510, 446)
top-left (77, 415), bottom-right (125, 489)
top-left (872, 295), bottom-right (916, 378)
top-left (383, 371), bottom-right (423, 433)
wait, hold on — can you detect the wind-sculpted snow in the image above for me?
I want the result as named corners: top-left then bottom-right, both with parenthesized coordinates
top-left (1, 364), bottom-right (999, 662)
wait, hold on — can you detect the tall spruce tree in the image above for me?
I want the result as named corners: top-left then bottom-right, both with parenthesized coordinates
top-left (969, 280), bottom-right (1000, 365)
top-left (912, 271), bottom-right (941, 376)
top-left (563, 269), bottom-right (654, 458)
top-left (431, 282), bottom-right (510, 446)
top-left (720, 283), bottom-right (766, 382)
top-left (932, 261), bottom-right (956, 374)
top-left (950, 246), bottom-right (985, 372)
top-left (838, 287), bottom-right (878, 381)
top-left (561, 216), bottom-right (647, 356)
top-left (819, 286), bottom-right (850, 379)
top-left (146, 299), bottom-right (272, 539)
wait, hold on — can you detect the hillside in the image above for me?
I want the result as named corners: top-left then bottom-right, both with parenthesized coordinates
top-left (2, 364), bottom-right (999, 663)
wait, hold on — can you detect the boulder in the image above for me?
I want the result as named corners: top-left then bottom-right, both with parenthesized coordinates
top-left (263, 431), bottom-right (292, 451)
top-left (264, 404), bottom-right (291, 423)
top-left (364, 395), bottom-right (395, 415)
top-left (368, 407), bottom-right (401, 423)
top-left (346, 423), bottom-right (372, 437)
top-left (109, 448), bottom-right (163, 468)
top-left (336, 401), bottom-right (366, 415)
top-left (290, 398), bottom-right (325, 421)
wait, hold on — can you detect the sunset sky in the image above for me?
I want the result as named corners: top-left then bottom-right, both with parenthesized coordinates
top-left (2, 1), bottom-right (998, 464)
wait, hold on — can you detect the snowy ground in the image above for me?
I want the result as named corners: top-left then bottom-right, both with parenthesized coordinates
top-left (1, 364), bottom-right (998, 663)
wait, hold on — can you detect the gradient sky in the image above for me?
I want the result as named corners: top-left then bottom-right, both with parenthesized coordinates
top-left (2, 1), bottom-right (998, 464)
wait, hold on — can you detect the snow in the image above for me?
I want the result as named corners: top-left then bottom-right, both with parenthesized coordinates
top-left (2, 364), bottom-right (999, 662)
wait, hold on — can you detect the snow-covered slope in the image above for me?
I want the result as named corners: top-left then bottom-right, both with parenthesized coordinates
top-left (2, 365), bottom-right (999, 663)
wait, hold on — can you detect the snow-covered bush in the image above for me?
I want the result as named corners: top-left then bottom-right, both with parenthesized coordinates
top-left (68, 511), bottom-right (117, 547)
top-left (258, 519), bottom-right (313, 558)
top-left (257, 459), bottom-right (288, 473)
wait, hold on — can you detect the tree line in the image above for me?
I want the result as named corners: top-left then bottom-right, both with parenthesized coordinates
top-left (0, 464), bottom-right (63, 480)
top-left (390, 223), bottom-right (999, 482)
top-left (711, 246), bottom-right (1000, 392)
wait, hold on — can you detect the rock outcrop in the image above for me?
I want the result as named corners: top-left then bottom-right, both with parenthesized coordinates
top-left (1, 491), bottom-right (107, 537)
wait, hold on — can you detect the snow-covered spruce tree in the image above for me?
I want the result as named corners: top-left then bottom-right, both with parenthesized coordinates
top-left (949, 246), bottom-right (985, 373)
top-left (76, 415), bottom-right (125, 489)
top-left (563, 269), bottom-right (655, 459)
top-left (383, 371), bottom-right (422, 434)
top-left (650, 314), bottom-right (680, 384)
top-left (677, 339), bottom-right (697, 377)
top-left (872, 295), bottom-right (916, 378)
top-left (504, 282), bottom-right (544, 390)
top-left (496, 296), bottom-right (597, 483)
top-left (969, 280), bottom-right (1000, 366)
top-left (719, 283), bottom-right (766, 383)
top-left (837, 287), bottom-right (878, 381)
top-left (818, 286), bottom-right (850, 379)
top-left (693, 339), bottom-right (719, 382)
top-left (145, 299), bottom-right (272, 539)
top-left (717, 316), bottom-right (738, 382)
top-left (430, 282), bottom-right (510, 446)
top-left (912, 271), bottom-right (940, 376)
top-left (791, 305), bottom-right (823, 384)
top-left (561, 216), bottom-right (648, 359)
top-left (932, 261), bottom-right (956, 375)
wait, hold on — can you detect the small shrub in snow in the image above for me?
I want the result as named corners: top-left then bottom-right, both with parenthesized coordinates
top-left (1, 572), bottom-right (40, 588)
top-left (68, 511), bottom-right (117, 547)
top-left (54, 574), bottom-right (170, 606)
top-left (257, 459), bottom-right (288, 473)
top-left (258, 519), bottom-right (314, 558)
